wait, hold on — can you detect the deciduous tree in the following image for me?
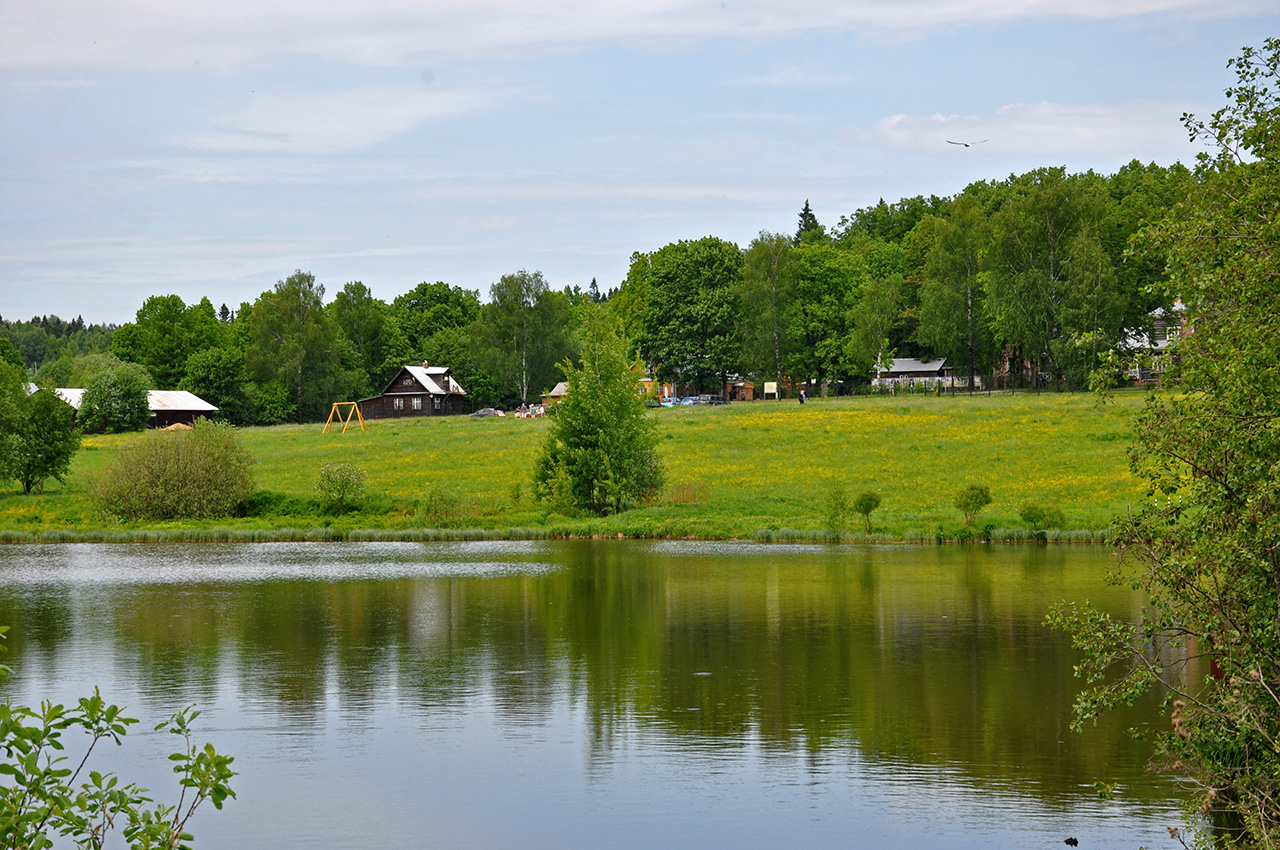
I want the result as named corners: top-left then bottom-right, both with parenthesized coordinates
top-left (1050, 40), bottom-right (1280, 844)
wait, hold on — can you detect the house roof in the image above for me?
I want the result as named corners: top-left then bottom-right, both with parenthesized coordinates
top-left (545, 381), bottom-right (569, 398)
top-left (881, 358), bottom-right (947, 375)
top-left (40, 388), bottom-right (217, 413)
top-left (375, 365), bottom-right (467, 397)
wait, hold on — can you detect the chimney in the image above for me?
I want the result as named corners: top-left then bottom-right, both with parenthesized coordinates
top-left (422, 361), bottom-right (429, 369)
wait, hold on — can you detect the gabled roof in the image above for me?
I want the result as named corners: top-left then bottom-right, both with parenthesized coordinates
top-left (36, 387), bottom-right (217, 413)
top-left (881, 357), bottom-right (947, 375)
top-left (375, 365), bottom-right (467, 397)
top-left (545, 381), bottom-right (569, 398)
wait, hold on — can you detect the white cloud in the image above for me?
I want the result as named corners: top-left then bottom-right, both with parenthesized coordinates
top-left (171, 87), bottom-right (501, 154)
top-left (850, 100), bottom-right (1203, 159)
top-left (0, 0), bottom-right (1271, 73)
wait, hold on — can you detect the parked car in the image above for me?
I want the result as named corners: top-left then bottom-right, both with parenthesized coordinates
top-left (659, 398), bottom-right (678, 408)
top-left (697, 394), bottom-right (727, 405)
top-left (469, 407), bottom-right (500, 418)
top-left (679, 396), bottom-right (698, 406)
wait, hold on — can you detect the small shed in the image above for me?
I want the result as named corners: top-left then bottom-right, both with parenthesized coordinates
top-left (147, 390), bottom-right (219, 428)
top-left (358, 363), bottom-right (468, 418)
top-left (541, 381), bottom-right (570, 406)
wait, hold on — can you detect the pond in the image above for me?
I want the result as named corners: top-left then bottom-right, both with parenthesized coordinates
top-left (0, 541), bottom-right (1185, 849)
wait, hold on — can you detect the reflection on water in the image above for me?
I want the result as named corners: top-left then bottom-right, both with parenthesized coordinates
top-left (0, 541), bottom-right (1182, 849)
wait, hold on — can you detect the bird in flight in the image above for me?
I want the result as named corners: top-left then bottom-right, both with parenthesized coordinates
top-left (946, 139), bottom-right (988, 147)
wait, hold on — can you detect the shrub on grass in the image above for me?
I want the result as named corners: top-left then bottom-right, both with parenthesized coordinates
top-left (851, 490), bottom-right (882, 534)
top-left (95, 419), bottom-right (255, 520)
top-left (824, 483), bottom-right (850, 534)
top-left (1018, 501), bottom-right (1065, 530)
top-left (315, 463), bottom-right (367, 514)
top-left (953, 484), bottom-right (992, 526)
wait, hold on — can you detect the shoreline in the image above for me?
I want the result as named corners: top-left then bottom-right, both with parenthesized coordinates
top-left (0, 525), bottom-right (1112, 545)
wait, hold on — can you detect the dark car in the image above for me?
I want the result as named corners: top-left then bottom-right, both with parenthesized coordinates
top-left (697, 394), bottom-right (728, 405)
top-left (469, 407), bottom-right (499, 418)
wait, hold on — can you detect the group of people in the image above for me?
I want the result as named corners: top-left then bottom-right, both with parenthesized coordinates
top-left (514, 403), bottom-right (546, 419)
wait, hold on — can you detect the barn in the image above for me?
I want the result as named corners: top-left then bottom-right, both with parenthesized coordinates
top-left (359, 363), bottom-right (469, 418)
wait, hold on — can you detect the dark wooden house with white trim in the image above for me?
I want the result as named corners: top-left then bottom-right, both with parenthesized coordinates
top-left (359, 364), bottom-right (468, 418)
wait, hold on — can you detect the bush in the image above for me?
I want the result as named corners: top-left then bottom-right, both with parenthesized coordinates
top-left (851, 490), bottom-right (882, 534)
top-left (824, 483), bottom-right (850, 534)
top-left (314, 463), bottom-right (367, 514)
top-left (953, 484), bottom-right (992, 526)
top-left (95, 419), bottom-right (255, 520)
top-left (1018, 501), bottom-right (1065, 530)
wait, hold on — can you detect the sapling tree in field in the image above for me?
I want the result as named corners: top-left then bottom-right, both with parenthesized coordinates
top-left (852, 490), bottom-right (882, 534)
top-left (1049, 40), bottom-right (1280, 846)
top-left (954, 484), bottom-right (991, 526)
top-left (534, 308), bottom-right (663, 515)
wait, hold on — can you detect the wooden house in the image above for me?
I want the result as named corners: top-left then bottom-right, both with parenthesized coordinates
top-left (541, 381), bottom-right (570, 406)
top-left (358, 363), bottom-right (468, 418)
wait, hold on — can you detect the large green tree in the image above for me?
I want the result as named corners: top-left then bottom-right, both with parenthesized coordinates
top-left (244, 271), bottom-right (359, 421)
top-left (482, 270), bottom-right (573, 404)
top-left (786, 244), bottom-right (862, 391)
top-left (638, 236), bottom-right (743, 392)
top-left (533, 308), bottom-right (663, 515)
top-left (110, 295), bottom-right (224, 389)
top-left (738, 232), bottom-right (796, 395)
top-left (918, 195), bottom-right (996, 387)
top-left (79, 368), bottom-right (152, 434)
top-left (2, 384), bottom-right (81, 493)
top-left (1051, 40), bottom-right (1280, 845)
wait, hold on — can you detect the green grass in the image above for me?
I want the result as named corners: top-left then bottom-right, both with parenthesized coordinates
top-left (0, 389), bottom-right (1152, 542)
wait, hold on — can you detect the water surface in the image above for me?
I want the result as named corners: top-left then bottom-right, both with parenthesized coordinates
top-left (0, 541), bottom-right (1183, 849)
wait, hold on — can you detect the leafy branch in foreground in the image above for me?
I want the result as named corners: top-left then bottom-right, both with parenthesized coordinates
top-left (0, 627), bottom-right (235, 850)
top-left (1049, 39), bottom-right (1280, 848)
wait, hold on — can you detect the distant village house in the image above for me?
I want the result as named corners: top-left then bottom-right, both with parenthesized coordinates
top-left (358, 363), bottom-right (468, 418)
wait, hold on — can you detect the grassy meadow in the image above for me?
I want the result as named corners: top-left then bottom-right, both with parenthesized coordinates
top-left (0, 390), bottom-right (1152, 543)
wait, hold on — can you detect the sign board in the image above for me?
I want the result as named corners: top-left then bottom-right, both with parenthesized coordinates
top-left (764, 382), bottom-right (778, 398)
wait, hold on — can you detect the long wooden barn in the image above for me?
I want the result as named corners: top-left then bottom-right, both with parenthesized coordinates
top-left (358, 364), bottom-right (469, 419)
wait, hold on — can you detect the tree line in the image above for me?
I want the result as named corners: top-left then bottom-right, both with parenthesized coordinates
top-left (0, 159), bottom-right (1188, 424)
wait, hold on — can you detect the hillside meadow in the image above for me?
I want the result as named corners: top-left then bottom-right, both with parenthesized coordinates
top-left (0, 390), bottom-right (1152, 543)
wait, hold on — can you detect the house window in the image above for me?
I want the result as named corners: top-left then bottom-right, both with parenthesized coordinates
top-left (402, 377), bottom-right (414, 386)
top-left (433, 396), bottom-right (442, 410)
top-left (411, 397), bottom-right (422, 410)
top-left (393, 397), bottom-right (404, 410)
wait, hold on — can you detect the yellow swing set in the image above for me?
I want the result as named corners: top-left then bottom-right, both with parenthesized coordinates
top-left (322, 402), bottom-right (368, 434)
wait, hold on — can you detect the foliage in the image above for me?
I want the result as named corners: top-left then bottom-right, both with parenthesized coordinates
top-left (79, 369), bottom-right (151, 434)
top-left (851, 489), bottom-right (882, 534)
top-left (534, 309), bottom-right (664, 515)
top-left (0, 628), bottom-right (235, 850)
top-left (738, 232), bottom-right (795, 394)
top-left (824, 483), bottom-right (849, 534)
top-left (1017, 501), bottom-right (1064, 531)
top-left (314, 462), bottom-right (367, 514)
top-left (1050, 40), bottom-right (1280, 846)
top-left (481, 271), bottom-right (574, 405)
top-left (179, 348), bottom-right (253, 426)
top-left (638, 236), bottom-right (743, 392)
top-left (244, 271), bottom-right (359, 422)
top-left (954, 484), bottom-right (992, 526)
top-left (918, 195), bottom-right (995, 385)
top-left (1, 385), bottom-right (81, 494)
top-left (0, 339), bottom-right (24, 372)
top-left (95, 420), bottom-right (255, 520)
top-left (109, 295), bottom-right (224, 389)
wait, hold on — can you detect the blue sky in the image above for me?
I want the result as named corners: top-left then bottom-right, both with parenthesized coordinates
top-left (1, 1), bottom-right (1275, 324)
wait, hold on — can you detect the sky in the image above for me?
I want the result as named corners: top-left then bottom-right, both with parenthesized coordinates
top-left (1, 1), bottom-right (1276, 324)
